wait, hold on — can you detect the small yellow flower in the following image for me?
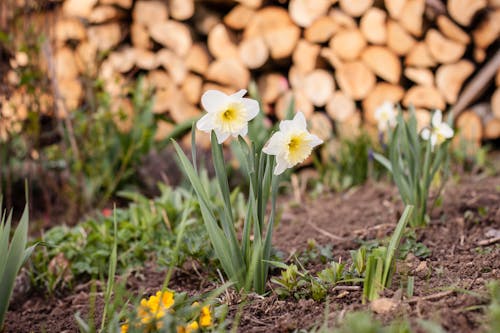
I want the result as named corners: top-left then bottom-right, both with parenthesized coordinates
top-left (177, 321), bottom-right (199, 333)
top-left (199, 306), bottom-right (212, 327)
top-left (120, 324), bottom-right (128, 333)
top-left (137, 290), bottom-right (175, 325)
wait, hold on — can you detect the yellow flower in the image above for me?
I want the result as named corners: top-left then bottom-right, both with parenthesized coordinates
top-left (177, 321), bottom-right (199, 333)
top-left (137, 290), bottom-right (175, 325)
top-left (120, 324), bottom-right (128, 333)
top-left (199, 305), bottom-right (212, 327)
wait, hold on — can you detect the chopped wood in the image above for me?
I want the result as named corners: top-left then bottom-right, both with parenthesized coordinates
top-left (436, 60), bottom-right (475, 104)
top-left (339, 0), bottom-right (374, 17)
top-left (289, 0), bottom-right (331, 27)
top-left (87, 23), bottom-right (122, 51)
top-left (451, 50), bottom-right (500, 117)
top-left (404, 67), bottom-right (434, 86)
top-left (54, 17), bottom-right (87, 43)
top-left (208, 23), bottom-right (239, 60)
top-left (362, 83), bottom-right (404, 124)
top-left (292, 39), bottom-right (320, 73)
top-left (399, 0), bottom-right (425, 37)
top-left (146, 70), bottom-right (173, 90)
top-left (236, 0), bottom-right (263, 8)
top-left (447, 0), bottom-right (487, 26)
top-left (493, 89), bottom-right (500, 119)
top-left (239, 37), bottom-right (269, 69)
top-left (330, 28), bottom-right (367, 61)
top-left (193, 5), bottom-right (221, 35)
top-left (107, 47), bottom-right (136, 73)
top-left (150, 21), bottom-right (192, 57)
top-left (224, 5), bottom-right (255, 30)
top-left (62, 0), bottom-right (97, 19)
top-left (329, 8), bottom-right (357, 28)
top-left (132, 1), bottom-right (168, 29)
top-left (337, 111), bottom-right (362, 139)
top-left (100, 0), bottom-right (132, 9)
top-left (168, 0), bottom-right (195, 21)
top-left (75, 42), bottom-right (98, 76)
top-left (155, 120), bottom-right (175, 141)
top-left (485, 118), bottom-right (500, 139)
top-left (321, 47), bottom-right (343, 69)
top-left (206, 58), bottom-right (250, 89)
top-left (497, 69), bottom-right (500, 86)
top-left (264, 25), bottom-right (301, 59)
top-left (456, 110), bottom-right (483, 141)
top-left (387, 20), bottom-right (416, 56)
top-left (360, 8), bottom-right (387, 45)
top-left (185, 43), bottom-right (210, 75)
top-left (170, 94), bottom-right (201, 123)
top-left (385, 0), bottom-right (406, 19)
top-left (181, 73), bottom-right (203, 105)
top-left (202, 83), bottom-right (234, 95)
top-left (131, 23), bottom-right (152, 49)
top-left (403, 85), bottom-right (446, 110)
top-left (326, 91), bottom-right (356, 122)
top-left (244, 6), bottom-right (292, 39)
top-left (257, 73), bottom-right (289, 104)
top-left (361, 46), bottom-right (401, 84)
top-left (112, 98), bottom-right (134, 133)
top-left (474, 47), bottom-right (487, 63)
top-left (436, 15), bottom-right (470, 44)
top-left (405, 42), bottom-right (437, 67)
top-left (275, 90), bottom-right (314, 119)
top-left (134, 49), bottom-right (158, 70)
top-left (54, 47), bottom-right (78, 80)
top-left (58, 78), bottom-right (83, 110)
top-left (413, 108), bottom-right (431, 131)
top-left (288, 65), bottom-right (307, 90)
top-left (303, 69), bottom-right (335, 107)
top-left (309, 112), bottom-right (333, 141)
top-left (304, 16), bottom-right (338, 43)
top-left (156, 49), bottom-right (187, 84)
top-left (425, 29), bottom-right (466, 64)
top-left (89, 5), bottom-right (124, 24)
top-left (472, 10), bottom-right (500, 50)
top-left (336, 60), bottom-right (376, 100)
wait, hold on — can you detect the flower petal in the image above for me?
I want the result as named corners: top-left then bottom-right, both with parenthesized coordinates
top-left (241, 98), bottom-right (259, 120)
top-left (201, 90), bottom-right (228, 113)
top-left (196, 113), bottom-right (214, 132)
top-left (421, 128), bottom-right (430, 140)
top-left (308, 134), bottom-right (323, 148)
top-left (230, 89), bottom-right (247, 100)
top-left (431, 110), bottom-right (442, 127)
top-left (439, 124), bottom-right (454, 138)
top-left (214, 128), bottom-right (230, 144)
top-left (293, 111), bottom-right (307, 130)
top-left (262, 132), bottom-right (285, 155)
top-left (273, 157), bottom-right (290, 175)
top-left (430, 133), bottom-right (437, 148)
top-left (235, 125), bottom-right (248, 137)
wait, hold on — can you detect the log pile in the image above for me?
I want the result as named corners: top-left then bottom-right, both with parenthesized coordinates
top-left (2, 0), bottom-right (500, 146)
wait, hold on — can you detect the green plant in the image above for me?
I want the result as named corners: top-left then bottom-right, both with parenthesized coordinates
top-left (374, 109), bottom-right (453, 227)
top-left (0, 200), bottom-right (36, 329)
top-left (486, 280), bottom-right (500, 333)
top-left (30, 180), bottom-right (245, 292)
top-left (174, 89), bottom-right (322, 294)
top-left (362, 205), bottom-right (413, 303)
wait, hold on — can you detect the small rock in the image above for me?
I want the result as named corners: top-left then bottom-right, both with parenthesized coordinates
top-left (370, 297), bottom-right (398, 314)
top-left (416, 261), bottom-right (428, 273)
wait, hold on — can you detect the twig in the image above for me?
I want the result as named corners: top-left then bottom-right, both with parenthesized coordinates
top-left (477, 236), bottom-right (500, 246)
top-left (306, 218), bottom-right (346, 241)
top-left (407, 290), bottom-right (454, 304)
top-left (450, 49), bottom-right (500, 117)
top-left (332, 285), bottom-right (361, 292)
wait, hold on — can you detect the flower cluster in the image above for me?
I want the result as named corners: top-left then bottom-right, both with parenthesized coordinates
top-left (120, 290), bottom-right (213, 333)
top-left (197, 89), bottom-right (323, 175)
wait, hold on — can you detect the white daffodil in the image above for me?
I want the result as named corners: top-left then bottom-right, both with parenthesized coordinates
top-left (262, 112), bottom-right (323, 175)
top-left (197, 89), bottom-right (259, 144)
top-left (420, 110), bottom-right (454, 149)
top-left (374, 101), bottom-right (397, 132)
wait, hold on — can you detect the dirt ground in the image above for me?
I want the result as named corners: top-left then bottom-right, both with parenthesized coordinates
top-left (4, 176), bottom-right (500, 332)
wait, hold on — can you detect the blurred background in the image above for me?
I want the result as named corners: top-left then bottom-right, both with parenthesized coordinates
top-left (0, 0), bottom-right (499, 224)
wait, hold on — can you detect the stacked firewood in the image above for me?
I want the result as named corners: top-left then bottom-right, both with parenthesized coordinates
top-left (2, 0), bottom-right (500, 146)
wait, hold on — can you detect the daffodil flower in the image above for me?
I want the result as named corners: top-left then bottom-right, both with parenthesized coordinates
top-left (374, 101), bottom-right (397, 132)
top-left (420, 110), bottom-right (454, 149)
top-left (262, 112), bottom-right (323, 175)
top-left (197, 89), bottom-right (259, 144)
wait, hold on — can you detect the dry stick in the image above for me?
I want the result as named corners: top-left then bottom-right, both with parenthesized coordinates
top-left (306, 216), bottom-right (347, 241)
top-left (477, 236), bottom-right (500, 246)
top-left (407, 290), bottom-right (454, 304)
top-left (450, 50), bottom-right (500, 118)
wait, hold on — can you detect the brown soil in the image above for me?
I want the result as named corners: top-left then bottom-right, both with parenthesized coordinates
top-left (4, 176), bottom-right (500, 333)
